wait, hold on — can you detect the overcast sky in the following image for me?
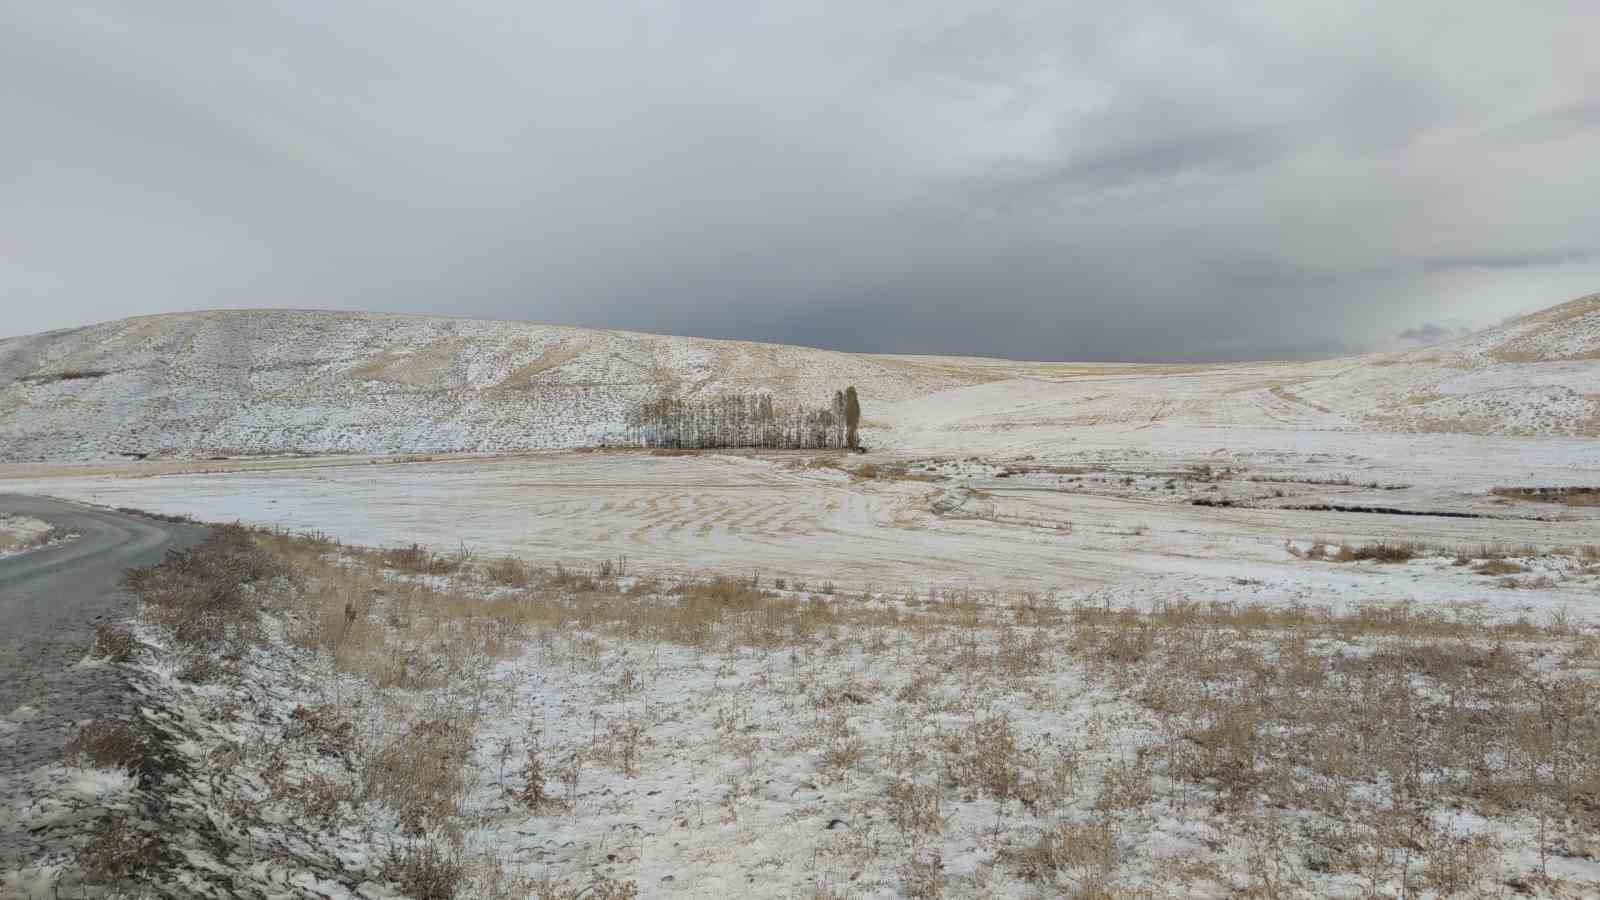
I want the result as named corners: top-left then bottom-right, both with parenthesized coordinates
top-left (3, 2), bottom-right (1597, 360)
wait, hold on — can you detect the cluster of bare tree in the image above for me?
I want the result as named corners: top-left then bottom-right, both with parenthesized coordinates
top-left (623, 387), bottom-right (861, 450)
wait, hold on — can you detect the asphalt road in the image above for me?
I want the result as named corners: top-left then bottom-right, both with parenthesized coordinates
top-left (0, 495), bottom-right (206, 872)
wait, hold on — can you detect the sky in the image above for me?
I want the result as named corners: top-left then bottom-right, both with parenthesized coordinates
top-left (3, 2), bottom-right (1598, 361)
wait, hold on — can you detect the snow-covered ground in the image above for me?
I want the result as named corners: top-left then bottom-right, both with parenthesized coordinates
top-left (15, 529), bottom-right (1595, 898)
top-left (6, 424), bottom-right (1600, 625)
top-left (0, 512), bottom-right (72, 557)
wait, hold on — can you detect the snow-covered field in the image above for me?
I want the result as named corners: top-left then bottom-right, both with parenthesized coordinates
top-left (8, 424), bottom-right (1600, 624)
top-left (5, 296), bottom-right (1600, 897)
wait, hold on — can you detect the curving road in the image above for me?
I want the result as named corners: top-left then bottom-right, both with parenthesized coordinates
top-left (0, 496), bottom-right (205, 872)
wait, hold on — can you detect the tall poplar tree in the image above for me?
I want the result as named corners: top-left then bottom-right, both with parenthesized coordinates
top-left (844, 386), bottom-right (861, 451)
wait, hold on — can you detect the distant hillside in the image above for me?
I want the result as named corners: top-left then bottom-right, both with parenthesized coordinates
top-left (2, 297), bottom-right (1597, 461)
top-left (1418, 293), bottom-right (1600, 364)
top-left (1340, 292), bottom-right (1600, 436)
top-left (0, 310), bottom-right (994, 461)
top-left (879, 293), bottom-right (1600, 447)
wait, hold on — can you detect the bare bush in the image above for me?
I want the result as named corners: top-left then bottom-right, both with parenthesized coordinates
top-left (511, 742), bottom-right (564, 812)
top-left (886, 780), bottom-right (944, 835)
top-left (383, 839), bottom-right (467, 900)
top-left (591, 716), bottom-right (646, 777)
top-left (64, 719), bottom-right (148, 772)
top-left (899, 847), bottom-right (945, 898)
top-left (77, 815), bottom-right (162, 884)
top-left (1337, 541), bottom-right (1420, 563)
top-left (382, 542), bottom-right (463, 575)
top-left (178, 649), bottom-right (235, 683)
top-left (942, 714), bottom-right (1024, 801)
top-left (483, 554), bottom-right (531, 586)
top-left (90, 623), bottom-right (137, 662)
top-left (285, 703), bottom-right (356, 759)
top-left (1006, 820), bottom-right (1116, 884)
top-left (533, 877), bottom-right (640, 900)
top-left (365, 717), bottom-right (474, 834)
top-left (121, 523), bottom-right (291, 653)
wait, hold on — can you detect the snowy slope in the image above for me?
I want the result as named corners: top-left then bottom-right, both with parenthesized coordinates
top-left (0, 310), bottom-right (995, 461)
top-left (2, 295), bottom-right (1598, 462)
top-left (1321, 293), bottom-right (1600, 436)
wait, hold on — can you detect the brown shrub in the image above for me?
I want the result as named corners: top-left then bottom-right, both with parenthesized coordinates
top-left (383, 541), bottom-right (476, 575)
top-left (285, 703), bottom-right (356, 759)
top-left (511, 743), bottom-right (563, 812)
top-left (64, 720), bottom-right (148, 771)
top-left (1072, 600), bottom-right (1600, 843)
top-left (365, 717), bottom-right (474, 834)
top-left (1007, 820), bottom-right (1116, 883)
top-left (176, 652), bottom-right (229, 684)
top-left (77, 815), bottom-right (162, 884)
top-left (899, 848), bottom-right (945, 898)
top-left (943, 714), bottom-right (1024, 801)
top-left (1337, 541), bottom-right (1420, 563)
top-left (533, 878), bottom-right (640, 900)
top-left (886, 780), bottom-right (944, 835)
top-left (90, 624), bottom-right (137, 662)
top-left (383, 840), bottom-right (466, 900)
top-left (121, 523), bottom-right (291, 652)
top-left (591, 716), bottom-right (646, 777)
top-left (484, 555), bottom-right (531, 587)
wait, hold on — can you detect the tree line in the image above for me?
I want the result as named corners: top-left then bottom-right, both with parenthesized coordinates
top-left (622, 386), bottom-right (861, 450)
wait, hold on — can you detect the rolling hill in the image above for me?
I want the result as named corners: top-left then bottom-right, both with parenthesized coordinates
top-left (1, 295), bottom-right (1597, 461)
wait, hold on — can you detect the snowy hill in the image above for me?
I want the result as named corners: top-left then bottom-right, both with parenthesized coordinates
top-left (2, 297), bottom-right (1597, 461)
top-left (1327, 293), bottom-right (1600, 436)
top-left (0, 310), bottom-right (994, 461)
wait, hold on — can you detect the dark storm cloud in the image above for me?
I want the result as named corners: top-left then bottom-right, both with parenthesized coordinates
top-left (2, 1), bottom-right (1598, 361)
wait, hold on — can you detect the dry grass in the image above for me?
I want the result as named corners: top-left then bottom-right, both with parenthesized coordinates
top-left (76, 815), bottom-right (162, 885)
top-left (120, 523), bottom-right (292, 653)
top-left (1337, 540), bottom-right (1420, 563)
top-left (1005, 820), bottom-right (1117, 885)
top-left (90, 623), bottom-right (138, 662)
top-left (381, 541), bottom-right (469, 575)
top-left (886, 780), bottom-right (944, 835)
top-left (64, 720), bottom-right (149, 772)
top-left (284, 703), bottom-right (356, 759)
top-left (532, 877), bottom-right (640, 899)
top-left (1493, 486), bottom-right (1600, 507)
top-left (1473, 559), bottom-right (1528, 575)
top-left (383, 840), bottom-right (467, 900)
top-left (1069, 599), bottom-right (1600, 886)
top-left (1290, 537), bottom-right (1560, 565)
top-left (126, 525), bottom-right (1600, 897)
top-left (852, 462), bottom-right (940, 482)
top-left (483, 554), bottom-right (532, 587)
top-left (510, 741), bottom-right (565, 812)
top-left (365, 716), bottom-right (475, 834)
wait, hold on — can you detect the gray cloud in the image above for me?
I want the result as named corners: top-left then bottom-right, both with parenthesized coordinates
top-left (2, 1), bottom-right (1598, 361)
